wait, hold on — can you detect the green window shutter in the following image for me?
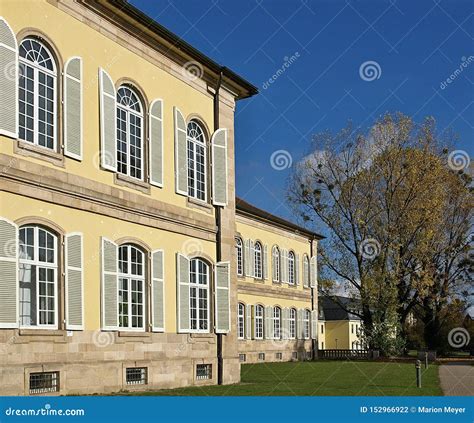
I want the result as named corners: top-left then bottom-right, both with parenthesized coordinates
top-left (174, 107), bottom-right (187, 195)
top-left (151, 249), bottom-right (165, 332)
top-left (65, 232), bottom-right (84, 330)
top-left (311, 310), bottom-right (318, 340)
top-left (263, 244), bottom-right (268, 280)
top-left (0, 217), bottom-right (18, 328)
top-left (310, 255), bottom-right (317, 288)
top-left (149, 99), bottom-right (164, 187)
top-left (0, 17), bottom-right (18, 138)
top-left (99, 68), bottom-right (116, 171)
top-left (295, 253), bottom-right (300, 285)
top-left (246, 304), bottom-right (252, 339)
top-left (176, 253), bottom-right (190, 332)
top-left (64, 57), bottom-right (83, 160)
top-left (215, 261), bottom-right (230, 333)
top-left (101, 237), bottom-right (118, 330)
top-left (211, 128), bottom-right (228, 206)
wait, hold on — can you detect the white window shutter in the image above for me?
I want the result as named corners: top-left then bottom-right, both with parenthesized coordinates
top-left (297, 309), bottom-right (303, 340)
top-left (264, 306), bottom-right (272, 339)
top-left (295, 253), bottom-right (300, 285)
top-left (246, 304), bottom-right (252, 339)
top-left (244, 239), bottom-right (251, 277)
top-left (215, 261), bottom-right (230, 333)
top-left (65, 232), bottom-right (84, 330)
top-left (303, 256), bottom-right (309, 288)
top-left (176, 253), bottom-right (190, 332)
top-left (101, 237), bottom-right (118, 330)
top-left (250, 240), bottom-right (255, 277)
top-left (263, 244), bottom-right (268, 280)
top-left (0, 217), bottom-right (18, 328)
top-left (310, 255), bottom-right (317, 288)
top-left (211, 128), bottom-right (228, 206)
top-left (282, 308), bottom-right (289, 340)
top-left (64, 57), bottom-right (83, 160)
top-left (281, 249), bottom-right (288, 284)
top-left (149, 99), bottom-right (164, 187)
top-left (99, 68), bottom-right (116, 171)
top-left (0, 17), bottom-right (18, 139)
top-left (311, 310), bottom-right (318, 340)
top-left (174, 107), bottom-right (188, 195)
top-left (151, 249), bottom-right (165, 332)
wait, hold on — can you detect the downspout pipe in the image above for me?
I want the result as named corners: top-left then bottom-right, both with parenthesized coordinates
top-left (214, 70), bottom-right (224, 385)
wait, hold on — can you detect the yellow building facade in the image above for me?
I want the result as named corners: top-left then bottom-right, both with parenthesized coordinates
top-left (0, 0), bottom-right (323, 395)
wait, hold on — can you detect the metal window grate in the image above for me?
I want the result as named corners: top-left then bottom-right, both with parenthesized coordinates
top-left (275, 352), bottom-right (282, 360)
top-left (196, 364), bottom-right (212, 380)
top-left (258, 352), bottom-right (265, 361)
top-left (239, 354), bottom-right (246, 363)
top-left (29, 372), bottom-right (59, 394)
top-left (126, 367), bottom-right (147, 385)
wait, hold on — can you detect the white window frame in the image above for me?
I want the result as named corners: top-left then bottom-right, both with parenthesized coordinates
top-left (236, 238), bottom-right (243, 277)
top-left (273, 306), bottom-right (281, 340)
top-left (118, 244), bottom-right (146, 332)
top-left (189, 258), bottom-right (210, 333)
top-left (303, 309), bottom-right (310, 339)
top-left (288, 251), bottom-right (296, 285)
top-left (254, 242), bottom-right (263, 279)
top-left (254, 304), bottom-right (264, 340)
top-left (272, 246), bottom-right (280, 282)
top-left (19, 225), bottom-right (58, 330)
top-left (18, 38), bottom-right (57, 151)
top-left (289, 308), bottom-right (296, 339)
top-left (237, 302), bottom-right (245, 339)
top-left (116, 86), bottom-right (144, 181)
top-left (187, 120), bottom-right (207, 202)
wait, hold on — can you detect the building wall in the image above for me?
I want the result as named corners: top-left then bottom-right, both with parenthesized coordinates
top-left (324, 321), bottom-right (350, 349)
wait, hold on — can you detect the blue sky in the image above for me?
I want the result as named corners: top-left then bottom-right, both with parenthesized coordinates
top-left (132, 0), bottom-right (473, 222)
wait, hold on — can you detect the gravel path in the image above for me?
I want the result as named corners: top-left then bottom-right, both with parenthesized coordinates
top-left (439, 362), bottom-right (474, 396)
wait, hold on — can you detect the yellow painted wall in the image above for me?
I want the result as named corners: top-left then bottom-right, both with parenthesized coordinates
top-left (0, 192), bottom-right (216, 332)
top-left (324, 321), bottom-right (350, 349)
top-left (0, 0), bottom-right (215, 215)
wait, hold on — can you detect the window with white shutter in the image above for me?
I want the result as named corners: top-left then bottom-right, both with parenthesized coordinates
top-left (310, 255), bottom-right (317, 288)
top-left (0, 217), bottom-right (18, 328)
top-left (311, 310), bottom-right (318, 340)
top-left (151, 249), bottom-right (164, 332)
top-left (174, 107), bottom-right (187, 195)
top-left (215, 261), bottom-right (230, 333)
top-left (101, 237), bottom-right (118, 330)
top-left (262, 244), bottom-right (268, 280)
top-left (149, 99), bottom-right (164, 187)
top-left (99, 68), bottom-right (116, 171)
top-left (176, 253), bottom-right (190, 332)
top-left (211, 128), bottom-right (228, 206)
top-left (63, 57), bottom-right (82, 160)
top-left (65, 232), bottom-right (83, 330)
top-left (246, 304), bottom-right (253, 340)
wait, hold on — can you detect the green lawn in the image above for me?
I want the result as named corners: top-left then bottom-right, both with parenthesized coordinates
top-left (129, 361), bottom-right (442, 396)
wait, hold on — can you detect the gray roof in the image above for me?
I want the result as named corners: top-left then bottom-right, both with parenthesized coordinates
top-left (319, 296), bottom-right (361, 321)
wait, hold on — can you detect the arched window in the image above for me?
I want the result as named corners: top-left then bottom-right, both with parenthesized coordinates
top-left (189, 258), bottom-right (210, 332)
top-left (303, 309), bottom-right (311, 339)
top-left (288, 251), bottom-right (295, 285)
top-left (272, 246), bottom-right (280, 282)
top-left (254, 242), bottom-right (263, 279)
top-left (235, 238), bottom-right (243, 276)
top-left (303, 254), bottom-right (310, 287)
top-left (116, 86), bottom-right (143, 180)
top-left (118, 244), bottom-right (145, 330)
top-left (187, 120), bottom-right (207, 201)
top-left (19, 38), bottom-right (57, 150)
top-left (289, 308), bottom-right (297, 339)
top-left (254, 304), bottom-right (264, 339)
top-left (273, 306), bottom-right (281, 339)
top-left (237, 302), bottom-right (245, 339)
top-left (19, 225), bottom-right (58, 328)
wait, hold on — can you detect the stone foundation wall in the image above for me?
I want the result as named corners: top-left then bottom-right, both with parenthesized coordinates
top-left (0, 329), bottom-right (231, 395)
top-left (237, 339), bottom-right (314, 364)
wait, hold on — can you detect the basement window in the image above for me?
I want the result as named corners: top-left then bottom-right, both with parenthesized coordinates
top-left (29, 371), bottom-right (59, 394)
top-left (126, 367), bottom-right (147, 385)
top-left (292, 351), bottom-right (298, 360)
top-left (258, 352), bottom-right (265, 361)
top-left (239, 354), bottom-right (246, 363)
top-left (196, 364), bottom-right (212, 380)
top-left (275, 352), bottom-right (283, 360)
